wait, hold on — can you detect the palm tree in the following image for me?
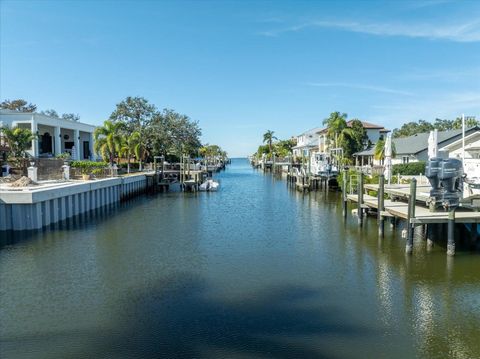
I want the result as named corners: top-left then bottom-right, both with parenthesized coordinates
top-left (93, 120), bottom-right (124, 165)
top-left (263, 130), bottom-right (277, 155)
top-left (1, 126), bottom-right (36, 159)
top-left (323, 112), bottom-right (348, 149)
top-left (132, 131), bottom-right (147, 171)
top-left (374, 138), bottom-right (397, 162)
top-left (119, 132), bottom-right (140, 173)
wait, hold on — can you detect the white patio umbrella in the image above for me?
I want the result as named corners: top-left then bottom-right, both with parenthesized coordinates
top-left (427, 129), bottom-right (438, 159)
top-left (384, 133), bottom-right (393, 185)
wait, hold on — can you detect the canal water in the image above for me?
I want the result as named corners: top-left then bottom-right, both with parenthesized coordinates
top-left (1, 158), bottom-right (479, 359)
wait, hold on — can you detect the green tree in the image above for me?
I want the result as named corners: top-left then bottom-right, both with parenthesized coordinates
top-left (1, 126), bottom-right (36, 159)
top-left (341, 119), bottom-right (367, 158)
top-left (374, 138), bottom-right (397, 161)
top-left (119, 132), bottom-right (141, 173)
top-left (41, 109), bottom-right (60, 118)
top-left (273, 139), bottom-right (295, 157)
top-left (263, 130), bottom-right (277, 154)
top-left (133, 132), bottom-right (148, 171)
top-left (93, 120), bottom-right (124, 165)
top-left (109, 96), bottom-right (156, 133)
top-left (148, 109), bottom-right (202, 159)
top-left (256, 144), bottom-right (269, 157)
top-left (322, 111), bottom-right (348, 148)
top-left (61, 113), bottom-right (80, 122)
top-left (0, 99), bottom-right (37, 112)
top-left (392, 120), bottom-right (434, 138)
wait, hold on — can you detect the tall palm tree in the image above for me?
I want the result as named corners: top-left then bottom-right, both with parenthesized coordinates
top-left (119, 132), bottom-right (140, 173)
top-left (323, 112), bottom-right (348, 149)
top-left (374, 138), bottom-right (397, 162)
top-left (132, 131), bottom-right (147, 171)
top-left (263, 130), bottom-right (277, 155)
top-left (93, 120), bottom-right (124, 165)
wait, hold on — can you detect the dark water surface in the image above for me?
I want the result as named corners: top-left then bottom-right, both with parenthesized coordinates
top-left (1, 158), bottom-right (480, 359)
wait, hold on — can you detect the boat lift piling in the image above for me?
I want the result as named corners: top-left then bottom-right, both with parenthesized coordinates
top-left (378, 174), bottom-right (385, 237)
top-left (406, 178), bottom-right (417, 254)
top-left (357, 172), bottom-right (364, 227)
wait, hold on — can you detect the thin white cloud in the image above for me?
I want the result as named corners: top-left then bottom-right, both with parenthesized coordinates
top-left (261, 18), bottom-right (480, 42)
top-left (406, 0), bottom-right (453, 9)
top-left (369, 91), bottom-right (480, 125)
top-left (307, 82), bottom-right (414, 96)
top-left (400, 66), bottom-right (480, 82)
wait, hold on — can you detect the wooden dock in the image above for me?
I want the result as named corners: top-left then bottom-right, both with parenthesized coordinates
top-left (344, 172), bottom-right (480, 256)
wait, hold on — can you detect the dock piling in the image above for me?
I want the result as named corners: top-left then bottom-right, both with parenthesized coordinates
top-left (378, 174), bottom-right (385, 237)
top-left (342, 169), bottom-right (347, 220)
top-left (406, 178), bottom-right (417, 254)
top-left (447, 209), bottom-right (456, 256)
top-left (357, 172), bottom-right (364, 227)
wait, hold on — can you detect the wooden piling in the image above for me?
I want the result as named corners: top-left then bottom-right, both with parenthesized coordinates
top-left (342, 169), bottom-right (348, 220)
top-left (357, 172), bottom-right (364, 227)
top-left (406, 178), bottom-right (417, 254)
top-left (378, 174), bottom-right (385, 237)
top-left (447, 209), bottom-right (456, 256)
top-left (470, 223), bottom-right (478, 250)
top-left (426, 224), bottom-right (434, 249)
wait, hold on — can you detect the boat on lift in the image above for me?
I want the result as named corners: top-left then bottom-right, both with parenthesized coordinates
top-left (311, 153), bottom-right (339, 177)
top-left (199, 178), bottom-right (220, 191)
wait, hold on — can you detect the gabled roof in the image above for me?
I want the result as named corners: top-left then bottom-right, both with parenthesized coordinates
top-left (293, 138), bottom-right (318, 149)
top-left (317, 120), bottom-right (387, 134)
top-left (393, 128), bottom-right (466, 155)
top-left (354, 127), bottom-right (480, 157)
top-left (296, 127), bottom-right (323, 138)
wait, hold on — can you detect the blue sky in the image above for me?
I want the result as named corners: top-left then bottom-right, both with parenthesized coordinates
top-left (1, 0), bottom-right (479, 157)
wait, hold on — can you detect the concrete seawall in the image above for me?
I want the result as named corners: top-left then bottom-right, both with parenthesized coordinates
top-left (0, 174), bottom-right (148, 231)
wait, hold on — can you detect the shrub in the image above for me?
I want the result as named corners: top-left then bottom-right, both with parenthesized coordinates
top-left (70, 160), bottom-right (108, 175)
top-left (56, 152), bottom-right (71, 160)
top-left (392, 161), bottom-right (426, 175)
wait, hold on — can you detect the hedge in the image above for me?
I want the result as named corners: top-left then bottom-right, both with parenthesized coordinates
top-left (392, 161), bottom-right (426, 175)
top-left (70, 160), bottom-right (108, 169)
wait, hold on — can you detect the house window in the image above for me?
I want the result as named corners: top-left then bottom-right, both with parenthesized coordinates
top-left (402, 156), bottom-right (410, 164)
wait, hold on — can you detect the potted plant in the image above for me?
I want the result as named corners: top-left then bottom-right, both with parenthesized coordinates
top-left (71, 161), bottom-right (95, 180)
top-left (80, 162), bottom-right (94, 180)
top-left (56, 152), bottom-right (71, 165)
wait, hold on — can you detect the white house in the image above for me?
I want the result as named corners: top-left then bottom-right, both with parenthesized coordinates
top-left (316, 120), bottom-right (388, 154)
top-left (0, 109), bottom-right (96, 160)
top-left (292, 127), bottom-right (323, 159)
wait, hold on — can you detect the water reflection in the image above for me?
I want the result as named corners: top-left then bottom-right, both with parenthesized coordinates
top-left (1, 159), bottom-right (480, 359)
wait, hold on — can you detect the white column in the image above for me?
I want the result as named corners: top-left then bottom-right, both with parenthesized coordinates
top-left (74, 129), bottom-right (80, 160)
top-left (54, 126), bottom-right (61, 155)
top-left (31, 119), bottom-right (38, 157)
top-left (89, 133), bottom-right (94, 160)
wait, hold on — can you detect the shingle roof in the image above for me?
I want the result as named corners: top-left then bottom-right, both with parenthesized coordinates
top-left (393, 128), bottom-right (465, 155)
top-left (354, 127), bottom-right (480, 157)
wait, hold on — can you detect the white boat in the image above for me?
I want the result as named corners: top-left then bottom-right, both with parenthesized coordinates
top-left (311, 153), bottom-right (338, 176)
top-left (463, 159), bottom-right (480, 197)
top-left (199, 179), bottom-right (220, 191)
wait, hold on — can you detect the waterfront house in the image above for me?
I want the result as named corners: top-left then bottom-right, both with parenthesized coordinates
top-left (292, 127), bottom-right (323, 159)
top-left (308, 120), bottom-right (388, 173)
top-left (0, 109), bottom-right (96, 160)
top-left (316, 120), bottom-right (389, 155)
top-left (353, 126), bottom-right (480, 166)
